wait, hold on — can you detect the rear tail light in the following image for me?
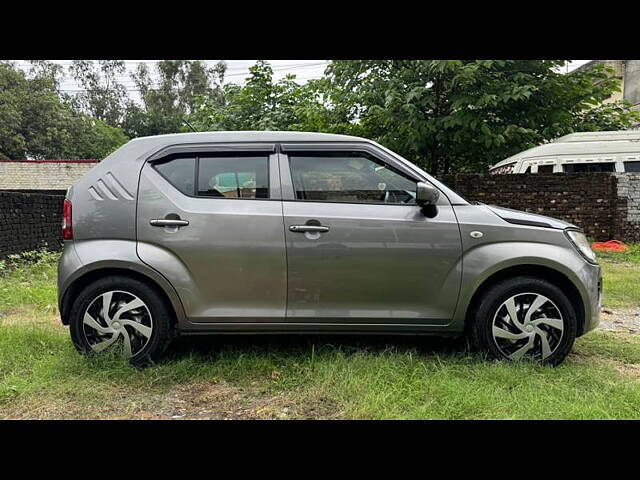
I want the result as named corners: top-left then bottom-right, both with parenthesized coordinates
top-left (62, 199), bottom-right (73, 240)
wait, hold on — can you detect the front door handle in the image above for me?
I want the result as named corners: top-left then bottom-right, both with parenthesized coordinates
top-left (289, 225), bottom-right (329, 233)
top-left (150, 219), bottom-right (189, 227)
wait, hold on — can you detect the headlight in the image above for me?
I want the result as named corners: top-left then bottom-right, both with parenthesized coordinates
top-left (565, 230), bottom-right (597, 264)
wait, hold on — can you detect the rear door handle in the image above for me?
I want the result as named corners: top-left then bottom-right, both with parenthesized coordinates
top-left (150, 219), bottom-right (189, 227)
top-left (289, 225), bottom-right (329, 233)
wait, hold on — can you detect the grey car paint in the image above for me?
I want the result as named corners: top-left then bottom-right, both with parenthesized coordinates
top-left (450, 204), bottom-right (600, 334)
top-left (136, 150), bottom-right (287, 322)
top-left (58, 131), bottom-right (601, 337)
top-left (278, 148), bottom-right (462, 325)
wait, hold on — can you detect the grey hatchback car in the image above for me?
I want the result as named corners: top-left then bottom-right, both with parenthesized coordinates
top-left (58, 131), bottom-right (601, 366)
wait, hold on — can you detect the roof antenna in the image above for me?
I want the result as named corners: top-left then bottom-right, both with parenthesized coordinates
top-left (183, 119), bottom-right (198, 132)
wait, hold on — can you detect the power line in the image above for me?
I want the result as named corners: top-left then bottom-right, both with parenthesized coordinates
top-left (54, 62), bottom-right (329, 93)
top-left (16, 60), bottom-right (329, 93)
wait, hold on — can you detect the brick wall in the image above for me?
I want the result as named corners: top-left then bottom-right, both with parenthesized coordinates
top-left (1, 173), bottom-right (640, 259)
top-left (0, 191), bottom-right (64, 259)
top-left (615, 173), bottom-right (640, 241)
top-left (439, 173), bottom-right (640, 242)
top-left (0, 160), bottom-right (98, 191)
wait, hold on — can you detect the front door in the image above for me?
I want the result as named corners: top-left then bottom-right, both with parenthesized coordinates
top-left (280, 146), bottom-right (462, 326)
top-left (136, 146), bottom-right (287, 323)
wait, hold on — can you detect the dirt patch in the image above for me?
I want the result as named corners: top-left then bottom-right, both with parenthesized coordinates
top-left (614, 363), bottom-right (640, 379)
top-left (147, 381), bottom-right (342, 420)
top-left (0, 308), bottom-right (62, 329)
top-left (569, 351), bottom-right (616, 367)
top-left (568, 351), bottom-right (640, 381)
top-left (0, 380), bottom-right (344, 420)
top-left (597, 307), bottom-right (640, 335)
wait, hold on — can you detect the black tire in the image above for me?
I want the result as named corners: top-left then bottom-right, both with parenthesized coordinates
top-left (469, 276), bottom-right (577, 366)
top-left (69, 275), bottom-right (175, 367)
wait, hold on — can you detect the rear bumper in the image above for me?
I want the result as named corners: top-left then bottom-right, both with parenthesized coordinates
top-left (57, 241), bottom-right (84, 325)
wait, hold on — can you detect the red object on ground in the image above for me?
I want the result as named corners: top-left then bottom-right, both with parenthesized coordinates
top-left (591, 240), bottom-right (628, 253)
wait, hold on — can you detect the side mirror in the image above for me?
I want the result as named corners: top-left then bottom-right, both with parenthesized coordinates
top-left (416, 182), bottom-right (440, 206)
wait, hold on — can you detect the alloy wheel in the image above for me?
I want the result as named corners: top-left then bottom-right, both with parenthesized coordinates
top-left (491, 293), bottom-right (564, 361)
top-left (82, 290), bottom-right (153, 358)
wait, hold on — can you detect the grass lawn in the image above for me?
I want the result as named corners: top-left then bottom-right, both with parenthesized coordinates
top-left (0, 248), bottom-right (639, 420)
top-left (597, 244), bottom-right (640, 308)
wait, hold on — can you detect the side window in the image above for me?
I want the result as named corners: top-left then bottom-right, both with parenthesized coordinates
top-left (626, 161), bottom-right (640, 172)
top-left (153, 157), bottom-right (196, 195)
top-left (537, 165), bottom-right (554, 174)
top-left (288, 151), bottom-right (417, 204)
top-left (564, 162), bottom-right (615, 173)
top-left (198, 155), bottom-right (269, 198)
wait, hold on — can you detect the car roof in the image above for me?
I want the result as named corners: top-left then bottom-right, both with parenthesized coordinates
top-left (554, 130), bottom-right (640, 143)
top-left (490, 130), bottom-right (640, 169)
top-left (130, 130), bottom-right (370, 144)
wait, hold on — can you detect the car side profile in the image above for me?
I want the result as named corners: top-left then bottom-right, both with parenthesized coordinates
top-left (57, 131), bottom-right (602, 366)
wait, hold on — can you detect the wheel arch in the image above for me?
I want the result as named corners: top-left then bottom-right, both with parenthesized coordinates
top-left (59, 265), bottom-right (186, 327)
top-left (462, 264), bottom-right (586, 336)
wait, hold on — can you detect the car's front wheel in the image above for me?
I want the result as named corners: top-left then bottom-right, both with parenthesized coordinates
top-left (469, 276), bottom-right (577, 366)
top-left (69, 275), bottom-right (174, 366)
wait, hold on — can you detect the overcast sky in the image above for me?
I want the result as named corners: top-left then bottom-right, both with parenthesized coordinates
top-left (12, 59), bottom-right (592, 103)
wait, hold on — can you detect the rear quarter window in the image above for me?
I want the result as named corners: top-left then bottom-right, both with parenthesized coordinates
top-left (153, 157), bottom-right (196, 195)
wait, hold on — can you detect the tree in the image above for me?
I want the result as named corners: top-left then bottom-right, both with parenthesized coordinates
top-left (189, 61), bottom-right (289, 130)
top-left (189, 61), bottom-right (355, 134)
top-left (68, 60), bottom-right (128, 127)
top-left (0, 61), bottom-right (128, 160)
top-left (123, 60), bottom-right (226, 137)
top-left (323, 60), bottom-right (640, 174)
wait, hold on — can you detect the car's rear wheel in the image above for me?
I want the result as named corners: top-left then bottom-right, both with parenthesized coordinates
top-left (469, 276), bottom-right (577, 366)
top-left (69, 276), bottom-right (174, 367)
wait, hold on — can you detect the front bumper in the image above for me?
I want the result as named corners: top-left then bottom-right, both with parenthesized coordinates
top-left (579, 261), bottom-right (602, 336)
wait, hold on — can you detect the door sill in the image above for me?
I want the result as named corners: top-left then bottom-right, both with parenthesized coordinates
top-left (179, 321), bottom-right (456, 335)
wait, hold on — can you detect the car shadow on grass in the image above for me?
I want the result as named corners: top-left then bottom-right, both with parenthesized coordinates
top-left (163, 333), bottom-right (472, 362)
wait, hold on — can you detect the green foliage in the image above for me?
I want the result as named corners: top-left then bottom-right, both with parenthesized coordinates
top-left (122, 60), bottom-right (227, 138)
top-left (2, 59), bottom-right (638, 169)
top-left (67, 60), bottom-right (129, 127)
top-left (0, 61), bottom-right (128, 159)
top-left (324, 60), bottom-right (640, 174)
top-left (0, 249), bottom-right (60, 313)
top-left (188, 60), bottom-right (639, 174)
top-left (64, 114), bottom-right (129, 159)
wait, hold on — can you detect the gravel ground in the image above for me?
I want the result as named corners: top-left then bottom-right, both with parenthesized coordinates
top-left (598, 307), bottom-right (640, 334)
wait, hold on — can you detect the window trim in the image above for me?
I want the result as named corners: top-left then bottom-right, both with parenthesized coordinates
top-left (143, 141), bottom-right (448, 205)
top-left (280, 142), bottom-right (423, 183)
top-left (147, 143), bottom-right (276, 162)
top-left (151, 151), bottom-right (273, 201)
top-left (279, 143), bottom-right (438, 207)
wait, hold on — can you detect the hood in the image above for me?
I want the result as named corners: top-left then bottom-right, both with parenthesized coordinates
top-left (485, 205), bottom-right (578, 230)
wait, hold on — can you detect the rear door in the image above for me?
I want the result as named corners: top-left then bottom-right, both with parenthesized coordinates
top-left (136, 144), bottom-right (287, 324)
top-left (279, 143), bottom-right (462, 326)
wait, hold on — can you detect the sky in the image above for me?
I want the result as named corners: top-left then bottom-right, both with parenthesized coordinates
top-left (13, 60), bottom-right (330, 95)
top-left (12, 59), bottom-right (592, 103)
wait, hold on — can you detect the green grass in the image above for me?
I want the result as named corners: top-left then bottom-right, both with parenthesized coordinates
top-left (597, 244), bottom-right (640, 308)
top-left (0, 248), bottom-right (639, 419)
top-left (0, 250), bottom-right (59, 313)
